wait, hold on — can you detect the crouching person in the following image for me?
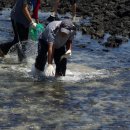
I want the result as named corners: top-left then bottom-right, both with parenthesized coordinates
top-left (32, 19), bottom-right (76, 78)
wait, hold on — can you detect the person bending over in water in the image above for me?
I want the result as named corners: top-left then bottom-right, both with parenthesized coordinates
top-left (31, 19), bottom-right (76, 78)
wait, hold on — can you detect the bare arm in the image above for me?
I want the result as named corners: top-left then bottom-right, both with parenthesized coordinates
top-left (53, 0), bottom-right (60, 15)
top-left (66, 40), bottom-right (72, 50)
top-left (48, 43), bottom-right (55, 64)
top-left (23, 4), bottom-right (33, 23)
top-left (44, 43), bottom-right (55, 76)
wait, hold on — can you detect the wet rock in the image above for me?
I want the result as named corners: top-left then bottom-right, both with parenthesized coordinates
top-left (102, 49), bottom-right (110, 52)
top-left (0, 0), bottom-right (16, 8)
top-left (103, 36), bottom-right (127, 48)
top-left (81, 26), bottom-right (95, 35)
top-left (95, 29), bottom-right (105, 38)
top-left (82, 24), bottom-right (104, 39)
top-left (0, 0), bottom-right (130, 43)
top-left (76, 44), bottom-right (86, 48)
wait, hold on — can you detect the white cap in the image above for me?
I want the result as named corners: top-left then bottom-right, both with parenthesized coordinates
top-left (60, 19), bottom-right (75, 34)
top-left (60, 28), bottom-right (70, 34)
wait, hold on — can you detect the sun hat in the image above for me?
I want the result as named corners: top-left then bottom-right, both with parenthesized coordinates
top-left (60, 19), bottom-right (75, 34)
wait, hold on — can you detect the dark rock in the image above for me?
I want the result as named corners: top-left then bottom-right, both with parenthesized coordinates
top-left (76, 44), bottom-right (86, 48)
top-left (0, 0), bottom-right (130, 43)
top-left (102, 49), bottom-right (110, 52)
top-left (103, 36), bottom-right (126, 48)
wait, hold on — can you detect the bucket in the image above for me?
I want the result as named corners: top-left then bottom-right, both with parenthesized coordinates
top-left (29, 23), bottom-right (44, 41)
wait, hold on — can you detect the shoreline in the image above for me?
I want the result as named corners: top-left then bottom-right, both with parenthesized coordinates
top-left (0, 0), bottom-right (130, 47)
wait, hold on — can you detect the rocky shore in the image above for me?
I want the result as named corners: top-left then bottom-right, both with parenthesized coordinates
top-left (0, 0), bottom-right (130, 47)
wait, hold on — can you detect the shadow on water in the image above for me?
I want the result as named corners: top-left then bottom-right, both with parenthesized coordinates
top-left (0, 8), bottom-right (130, 129)
top-left (0, 70), bottom-right (129, 129)
top-left (0, 65), bottom-right (130, 129)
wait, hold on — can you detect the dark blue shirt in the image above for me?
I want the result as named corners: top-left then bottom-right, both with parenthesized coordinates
top-left (11, 0), bottom-right (37, 27)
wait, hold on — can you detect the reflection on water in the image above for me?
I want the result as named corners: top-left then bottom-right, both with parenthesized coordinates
top-left (0, 8), bottom-right (130, 129)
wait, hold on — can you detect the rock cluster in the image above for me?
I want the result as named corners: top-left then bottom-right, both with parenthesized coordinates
top-left (0, 0), bottom-right (130, 47)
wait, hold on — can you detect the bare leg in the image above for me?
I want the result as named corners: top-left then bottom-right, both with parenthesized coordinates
top-left (52, 0), bottom-right (60, 16)
top-left (72, 3), bottom-right (76, 21)
top-left (47, 0), bottom-right (60, 22)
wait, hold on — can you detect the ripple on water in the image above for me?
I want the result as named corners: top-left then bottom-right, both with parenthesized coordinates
top-left (0, 8), bottom-right (130, 130)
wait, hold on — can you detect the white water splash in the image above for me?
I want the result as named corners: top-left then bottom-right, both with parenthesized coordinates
top-left (8, 62), bottom-right (110, 83)
top-left (56, 69), bottom-right (110, 82)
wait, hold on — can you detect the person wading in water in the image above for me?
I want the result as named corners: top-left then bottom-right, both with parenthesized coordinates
top-left (0, 0), bottom-right (41, 62)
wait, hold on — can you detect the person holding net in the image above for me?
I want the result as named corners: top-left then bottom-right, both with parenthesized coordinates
top-left (0, 0), bottom-right (41, 62)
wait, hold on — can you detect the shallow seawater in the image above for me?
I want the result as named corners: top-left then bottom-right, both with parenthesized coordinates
top-left (0, 8), bottom-right (130, 130)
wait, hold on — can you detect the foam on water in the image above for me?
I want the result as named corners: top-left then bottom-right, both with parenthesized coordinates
top-left (6, 60), bottom-right (110, 83)
top-left (0, 38), bottom-right (111, 83)
top-left (0, 8), bottom-right (130, 129)
top-left (0, 8), bottom-right (129, 83)
top-left (56, 69), bottom-right (110, 82)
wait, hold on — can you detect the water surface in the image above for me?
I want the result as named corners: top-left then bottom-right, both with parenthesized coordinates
top-left (0, 8), bottom-right (130, 130)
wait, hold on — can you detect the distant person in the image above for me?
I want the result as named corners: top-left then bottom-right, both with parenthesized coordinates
top-left (0, 0), bottom-right (41, 62)
top-left (31, 19), bottom-right (76, 78)
top-left (47, 0), bottom-right (77, 22)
